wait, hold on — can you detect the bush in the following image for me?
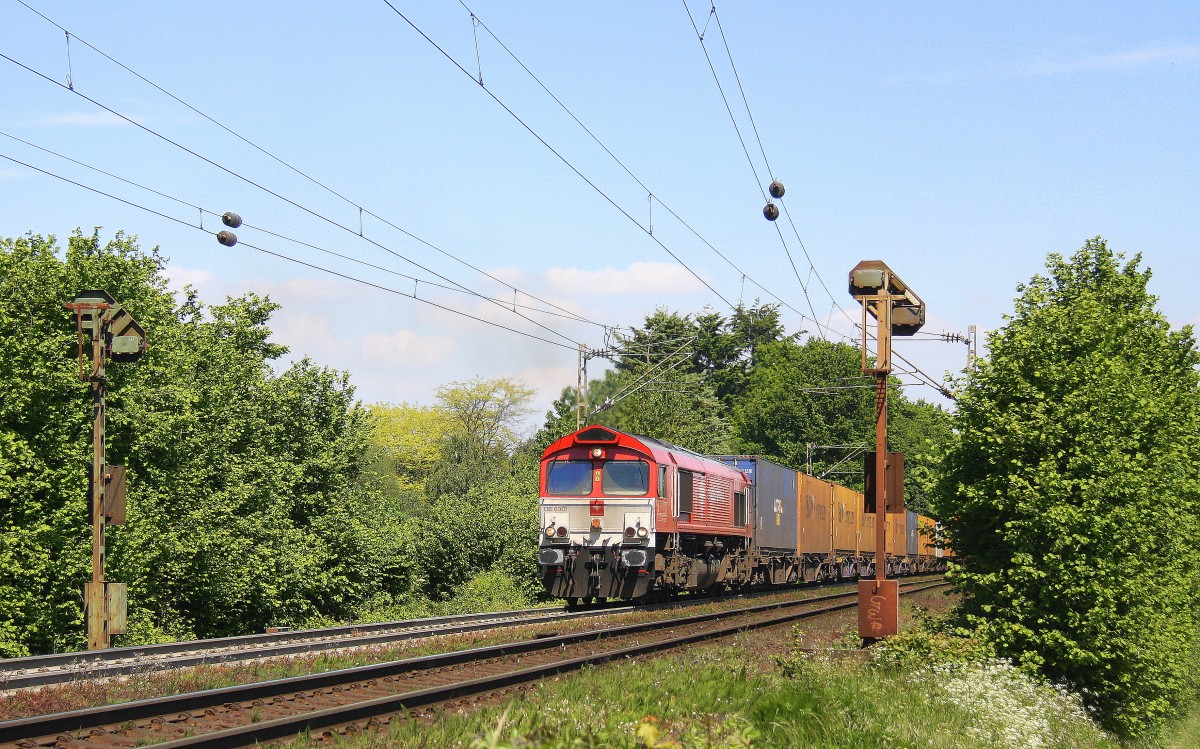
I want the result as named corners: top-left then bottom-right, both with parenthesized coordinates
top-left (934, 239), bottom-right (1200, 739)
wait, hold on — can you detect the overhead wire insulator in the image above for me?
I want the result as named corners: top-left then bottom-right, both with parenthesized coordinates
top-left (769, 180), bottom-right (785, 199)
top-left (763, 202), bottom-right (779, 221)
top-left (216, 230), bottom-right (238, 247)
top-left (221, 211), bottom-right (242, 228)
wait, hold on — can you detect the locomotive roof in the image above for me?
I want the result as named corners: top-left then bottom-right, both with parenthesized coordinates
top-left (630, 433), bottom-right (726, 467)
top-left (543, 425), bottom-right (746, 478)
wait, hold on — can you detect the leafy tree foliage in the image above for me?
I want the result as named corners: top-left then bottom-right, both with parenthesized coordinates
top-left (425, 377), bottom-right (534, 500)
top-left (934, 238), bottom-right (1200, 739)
top-left (732, 338), bottom-right (875, 474)
top-left (604, 367), bottom-right (734, 454)
top-left (0, 231), bottom-right (398, 653)
top-left (612, 302), bottom-right (783, 407)
top-left (368, 402), bottom-right (454, 498)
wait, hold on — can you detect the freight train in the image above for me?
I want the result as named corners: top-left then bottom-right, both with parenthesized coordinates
top-left (536, 425), bottom-right (946, 604)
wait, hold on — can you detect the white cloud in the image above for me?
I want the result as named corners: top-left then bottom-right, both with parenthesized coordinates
top-left (360, 328), bottom-right (455, 368)
top-left (164, 266), bottom-right (213, 293)
top-left (272, 312), bottom-right (353, 359)
top-left (899, 44), bottom-right (1200, 85)
top-left (1010, 45), bottom-right (1200, 78)
top-left (545, 261), bottom-right (703, 296)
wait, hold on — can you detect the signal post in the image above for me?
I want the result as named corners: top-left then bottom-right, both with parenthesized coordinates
top-left (848, 262), bottom-right (924, 640)
top-left (64, 290), bottom-right (146, 649)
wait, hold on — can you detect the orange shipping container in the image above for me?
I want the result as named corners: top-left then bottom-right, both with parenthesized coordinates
top-left (917, 515), bottom-right (937, 556)
top-left (832, 484), bottom-right (860, 552)
top-left (799, 474), bottom-right (834, 555)
top-left (859, 510), bottom-right (876, 554)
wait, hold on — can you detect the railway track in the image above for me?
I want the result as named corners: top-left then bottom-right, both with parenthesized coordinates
top-left (0, 580), bottom-right (948, 749)
top-left (0, 574), bottom-right (943, 692)
top-left (0, 603), bottom-right (636, 692)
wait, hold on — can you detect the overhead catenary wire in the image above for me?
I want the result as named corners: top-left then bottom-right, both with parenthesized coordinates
top-left (0, 49), bottom-right (602, 349)
top-left (447, 0), bottom-right (855, 348)
top-left (11, 0), bottom-right (607, 334)
top-left (0, 151), bottom-right (580, 351)
top-left (14, 2), bottom-right (954, 403)
top-left (683, 2), bottom-right (957, 392)
top-left (588, 336), bottom-right (697, 415)
top-left (680, 0), bottom-right (828, 340)
top-left (0, 130), bottom-right (604, 327)
top-left (379, 0), bottom-right (740, 312)
top-left (707, 1), bottom-right (848, 340)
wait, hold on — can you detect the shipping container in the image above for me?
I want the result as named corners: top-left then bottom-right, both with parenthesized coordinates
top-left (887, 511), bottom-right (907, 557)
top-left (799, 474), bottom-right (834, 555)
top-left (713, 456), bottom-right (798, 556)
top-left (917, 515), bottom-right (937, 556)
top-left (906, 510), bottom-right (920, 557)
top-left (859, 511), bottom-right (876, 554)
top-left (832, 484), bottom-right (860, 552)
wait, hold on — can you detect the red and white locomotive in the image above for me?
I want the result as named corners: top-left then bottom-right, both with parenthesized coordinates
top-left (537, 425), bottom-right (946, 604)
top-left (537, 425), bottom-right (750, 604)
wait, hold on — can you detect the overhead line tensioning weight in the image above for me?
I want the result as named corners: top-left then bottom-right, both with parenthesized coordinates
top-left (64, 290), bottom-right (146, 650)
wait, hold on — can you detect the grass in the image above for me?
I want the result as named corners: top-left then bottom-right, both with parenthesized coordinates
top-left (0, 584), bottom-right (849, 721)
top-left (294, 626), bottom-right (1124, 749)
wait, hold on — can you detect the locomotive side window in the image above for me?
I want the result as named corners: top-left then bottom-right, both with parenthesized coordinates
top-left (545, 460), bottom-right (593, 495)
top-left (734, 491), bottom-right (747, 526)
top-left (657, 465), bottom-right (667, 499)
top-left (602, 460), bottom-right (650, 496)
top-left (678, 469), bottom-right (694, 517)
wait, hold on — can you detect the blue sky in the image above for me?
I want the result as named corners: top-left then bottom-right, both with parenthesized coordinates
top-left (2, 1), bottom-right (1197, 428)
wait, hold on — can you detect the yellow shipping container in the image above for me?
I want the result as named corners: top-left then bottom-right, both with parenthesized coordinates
top-left (833, 484), bottom-right (861, 553)
top-left (799, 474), bottom-right (834, 555)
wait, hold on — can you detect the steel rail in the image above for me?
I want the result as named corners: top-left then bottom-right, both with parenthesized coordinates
top-left (0, 581), bottom-right (948, 747)
top-left (0, 604), bottom-right (631, 691)
top-left (0, 573), bottom-right (944, 691)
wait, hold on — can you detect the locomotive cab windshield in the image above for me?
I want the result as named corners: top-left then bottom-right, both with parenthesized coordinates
top-left (545, 458), bottom-right (651, 497)
top-left (545, 461), bottom-right (591, 495)
top-left (601, 460), bottom-right (649, 495)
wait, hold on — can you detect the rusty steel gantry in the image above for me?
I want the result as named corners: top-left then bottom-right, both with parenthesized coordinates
top-left (64, 290), bottom-right (146, 650)
top-left (848, 261), bottom-right (925, 640)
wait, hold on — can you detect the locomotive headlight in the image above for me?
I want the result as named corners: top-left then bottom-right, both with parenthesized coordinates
top-left (556, 525), bottom-right (569, 538)
top-left (545, 526), bottom-right (556, 538)
top-left (637, 526), bottom-right (649, 539)
top-left (624, 526), bottom-right (636, 537)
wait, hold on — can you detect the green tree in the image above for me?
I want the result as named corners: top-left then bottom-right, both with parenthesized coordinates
top-left (0, 230), bottom-right (175, 654)
top-left (608, 366), bottom-right (733, 454)
top-left (1, 230), bottom-right (397, 653)
top-left (368, 402), bottom-right (454, 498)
top-left (425, 377), bottom-right (535, 499)
top-left (731, 338), bottom-right (875, 474)
top-left (934, 238), bottom-right (1200, 739)
top-left (887, 397), bottom-right (952, 515)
